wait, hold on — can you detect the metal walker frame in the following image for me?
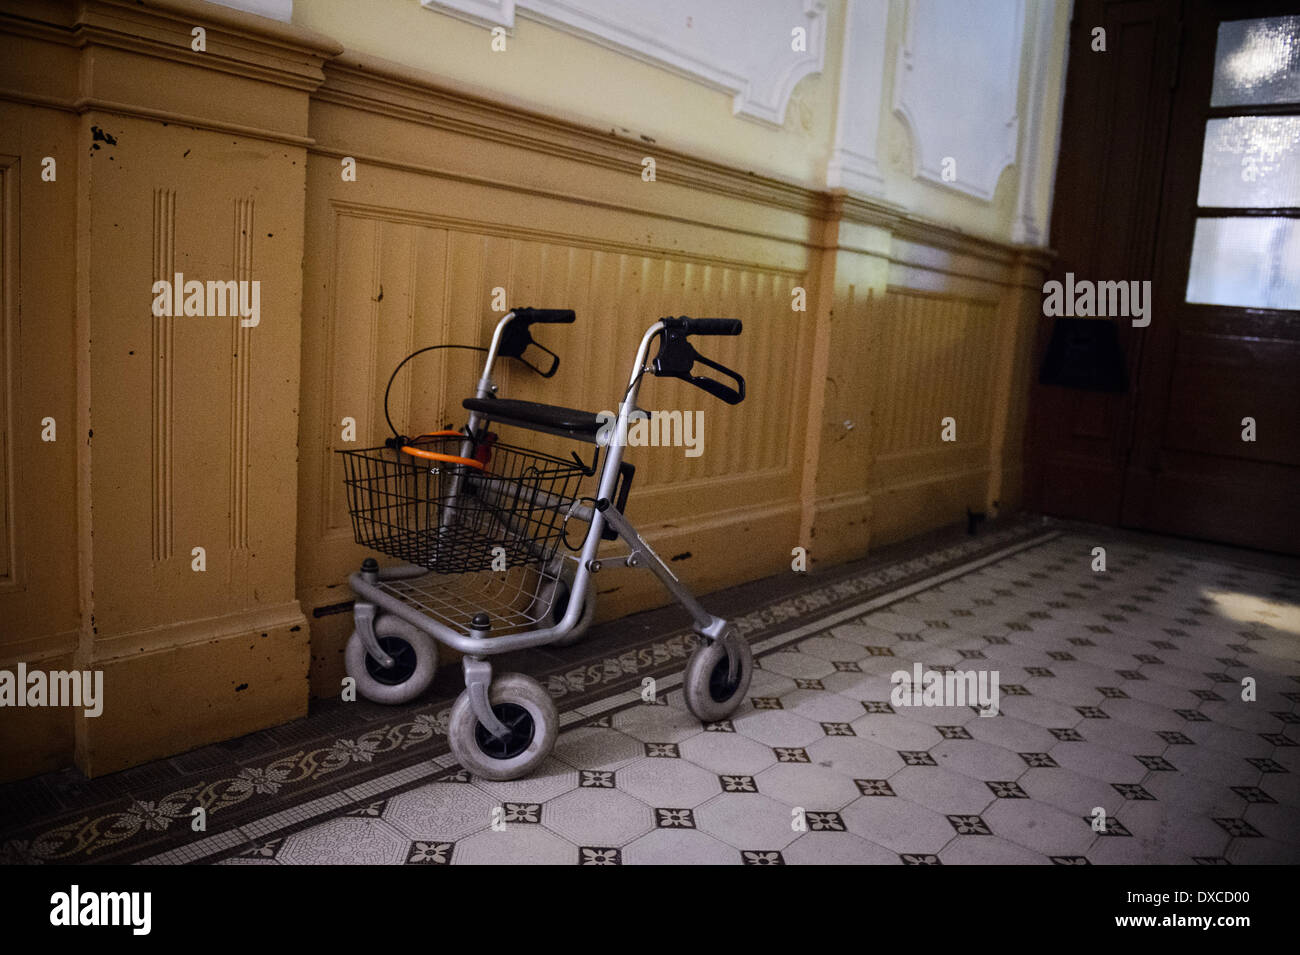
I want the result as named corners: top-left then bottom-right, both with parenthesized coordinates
top-left (344, 309), bottom-right (749, 749)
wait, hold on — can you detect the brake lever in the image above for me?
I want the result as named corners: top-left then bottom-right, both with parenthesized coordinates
top-left (685, 350), bottom-right (746, 404)
top-left (497, 321), bottom-right (561, 378)
top-left (651, 327), bottom-right (746, 404)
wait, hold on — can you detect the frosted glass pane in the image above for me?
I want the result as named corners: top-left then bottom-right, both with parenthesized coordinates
top-left (1198, 117), bottom-right (1300, 207)
top-left (1185, 217), bottom-right (1300, 309)
top-left (1211, 16), bottom-right (1300, 106)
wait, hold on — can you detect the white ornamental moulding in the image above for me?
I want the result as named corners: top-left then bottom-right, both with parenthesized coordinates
top-left (891, 0), bottom-right (1025, 201)
top-left (421, 0), bottom-right (829, 127)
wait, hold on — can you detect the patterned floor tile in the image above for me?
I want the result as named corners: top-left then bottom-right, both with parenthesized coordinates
top-left (760, 651), bottom-right (837, 681)
top-left (471, 759), bottom-right (579, 804)
top-left (1241, 802), bottom-right (1300, 845)
top-left (452, 825), bottom-right (576, 865)
top-left (840, 795), bottom-right (956, 854)
top-left (982, 798), bottom-right (1095, 856)
top-left (752, 763), bottom-right (864, 810)
top-left (621, 827), bottom-right (738, 865)
top-left (1049, 741), bottom-right (1148, 782)
top-left (732, 709), bottom-right (826, 748)
top-left (931, 739), bottom-right (1029, 782)
top-left (888, 765), bottom-right (997, 816)
top-left (1017, 766), bottom-right (1126, 818)
top-left (963, 713), bottom-right (1060, 753)
top-left (53, 525), bottom-right (1294, 867)
top-left (278, 818), bottom-right (409, 866)
top-left (781, 688), bottom-right (872, 724)
top-left (1068, 716), bottom-right (1173, 756)
top-left (850, 713), bottom-right (944, 751)
top-left (543, 788), bottom-right (655, 847)
top-left (617, 757), bottom-right (722, 809)
top-left (797, 635), bottom-right (878, 663)
top-left (677, 730), bottom-right (780, 776)
top-left (383, 783), bottom-right (496, 842)
top-left (939, 835), bottom-right (1052, 865)
top-left (610, 702), bottom-right (707, 744)
top-left (551, 725), bottom-right (645, 771)
top-left (694, 793), bottom-right (803, 850)
top-left (804, 736), bottom-right (906, 779)
top-left (782, 829), bottom-right (902, 864)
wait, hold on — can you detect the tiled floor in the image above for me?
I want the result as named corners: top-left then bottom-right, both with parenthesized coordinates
top-left (217, 531), bottom-right (1300, 865)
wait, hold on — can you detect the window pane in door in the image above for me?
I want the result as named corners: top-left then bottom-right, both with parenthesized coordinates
top-left (1185, 217), bottom-right (1300, 309)
top-left (1198, 117), bottom-right (1300, 207)
top-left (1210, 16), bottom-right (1300, 107)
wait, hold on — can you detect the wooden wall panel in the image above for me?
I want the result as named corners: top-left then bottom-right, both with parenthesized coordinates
top-left (0, 109), bottom-right (85, 777)
top-left (867, 289), bottom-right (1001, 543)
top-left (0, 108), bottom-right (82, 665)
top-left (872, 290), bottom-right (1000, 459)
top-left (299, 192), bottom-right (812, 617)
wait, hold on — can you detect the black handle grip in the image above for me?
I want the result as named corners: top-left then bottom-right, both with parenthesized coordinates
top-left (513, 307), bottom-right (575, 324)
top-left (662, 317), bottom-right (742, 336)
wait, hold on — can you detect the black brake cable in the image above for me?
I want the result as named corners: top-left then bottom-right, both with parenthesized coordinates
top-left (622, 363), bottom-right (650, 405)
top-left (383, 344), bottom-right (489, 440)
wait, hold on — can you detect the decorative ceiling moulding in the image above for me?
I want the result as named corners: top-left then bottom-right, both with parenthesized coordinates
top-left (829, 192), bottom-right (1050, 269)
top-left (1012, 0), bottom-right (1067, 246)
top-left (312, 55), bottom-right (1042, 267)
top-left (206, 0), bottom-right (294, 22)
top-left (419, 0), bottom-right (517, 30)
top-left (71, 0), bottom-right (342, 92)
top-left (826, 0), bottom-right (889, 196)
top-left (316, 53), bottom-right (826, 219)
top-left (420, 0), bottom-right (828, 126)
top-left (891, 0), bottom-right (1025, 201)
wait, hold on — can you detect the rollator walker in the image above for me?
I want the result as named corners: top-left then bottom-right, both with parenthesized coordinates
top-left (338, 308), bottom-right (753, 780)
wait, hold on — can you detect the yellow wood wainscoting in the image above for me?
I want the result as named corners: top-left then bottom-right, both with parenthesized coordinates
top-left (0, 0), bottom-right (1051, 781)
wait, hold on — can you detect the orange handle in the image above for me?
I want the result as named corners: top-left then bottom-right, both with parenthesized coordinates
top-left (399, 431), bottom-right (486, 470)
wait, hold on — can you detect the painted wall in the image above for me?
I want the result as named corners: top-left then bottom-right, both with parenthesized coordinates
top-left (290, 0), bottom-right (843, 190)
top-left (288, 0), bottom-right (1071, 245)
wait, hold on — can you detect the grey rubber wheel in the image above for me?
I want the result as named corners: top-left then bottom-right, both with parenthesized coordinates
top-left (682, 633), bottom-right (753, 722)
top-left (447, 672), bottom-right (558, 781)
top-left (345, 615), bottom-right (438, 705)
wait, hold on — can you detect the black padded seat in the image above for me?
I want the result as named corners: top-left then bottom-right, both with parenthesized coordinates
top-left (463, 397), bottom-right (603, 442)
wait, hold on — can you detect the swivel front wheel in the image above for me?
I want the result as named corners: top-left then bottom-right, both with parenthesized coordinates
top-left (682, 633), bottom-right (753, 722)
top-left (447, 672), bottom-right (558, 781)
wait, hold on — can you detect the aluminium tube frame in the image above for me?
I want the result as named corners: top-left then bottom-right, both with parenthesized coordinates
top-left (348, 311), bottom-right (740, 729)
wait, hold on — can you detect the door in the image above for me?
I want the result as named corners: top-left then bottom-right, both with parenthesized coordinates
top-left (1026, 0), bottom-right (1182, 526)
top-left (1027, 0), bottom-right (1300, 555)
top-left (1122, 1), bottom-right (1300, 553)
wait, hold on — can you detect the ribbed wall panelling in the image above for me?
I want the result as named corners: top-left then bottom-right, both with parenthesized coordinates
top-left (871, 289), bottom-right (1000, 464)
top-left (229, 197), bottom-right (254, 551)
top-left (302, 206), bottom-right (811, 601)
top-left (151, 187), bottom-right (176, 562)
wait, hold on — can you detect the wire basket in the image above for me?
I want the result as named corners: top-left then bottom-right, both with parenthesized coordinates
top-left (339, 434), bottom-right (592, 574)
